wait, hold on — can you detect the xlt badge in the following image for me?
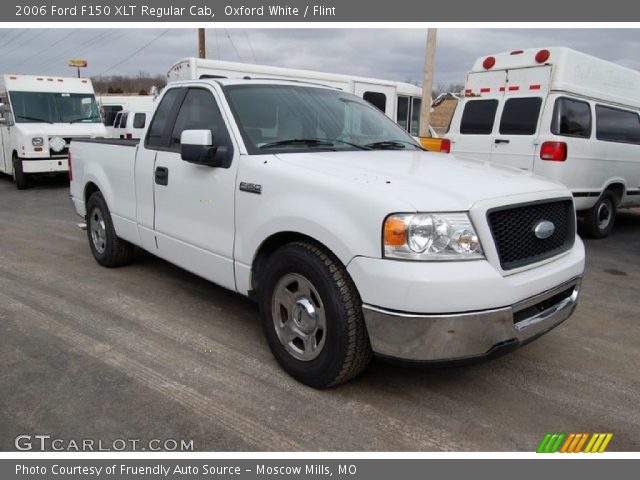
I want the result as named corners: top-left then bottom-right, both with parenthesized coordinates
top-left (239, 182), bottom-right (262, 194)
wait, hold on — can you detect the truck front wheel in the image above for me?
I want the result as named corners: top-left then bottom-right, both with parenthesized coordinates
top-left (86, 191), bottom-right (135, 267)
top-left (12, 154), bottom-right (29, 190)
top-left (580, 190), bottom-right (617, 239)
top-left (258, 241), bottom-right (372, 388)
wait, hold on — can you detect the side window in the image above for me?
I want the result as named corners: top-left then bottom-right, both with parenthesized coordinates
top-left (119, 112), bottom-right (129, 128)
top-left (460, 99), bottom-right (498, 134)
top-left (133, 112), bottom-right (146, 129)
top-left (499, 97), bottom-right (542, 135)
top-left (596, 105), bottom-right (640, 144)
top-left (146, 88), bottom-right (183, 149)
top-left (551, 98), bottom-right (591, 138)
top-left (410, 97), bottom-right (421, 136)
top-left (363, 91), bottom-right (386, 113)
top-left (169, 88), bottom-right (233, 158)
top-left (397, 96), bottom-right (409, 131)
top-left (102, 105), bottom-right (122, 126)
top-left (113, 113), bottom-right (122, 128)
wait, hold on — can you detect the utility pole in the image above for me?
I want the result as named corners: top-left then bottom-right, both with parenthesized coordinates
top-left (419, 28), bottom-right (437, 138)
top-left (198, 28), bottom-right (206, 59)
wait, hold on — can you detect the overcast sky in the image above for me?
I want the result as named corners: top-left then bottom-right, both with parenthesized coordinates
top-left (1, 28), bottom-right (639, 86)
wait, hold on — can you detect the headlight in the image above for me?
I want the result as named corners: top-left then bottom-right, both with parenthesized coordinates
top-left (31, 137), bottom-right (44, 147)
top-left (384, 213), bottom-right (484, 260)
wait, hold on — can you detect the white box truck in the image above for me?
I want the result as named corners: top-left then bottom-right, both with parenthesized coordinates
top-left (446, 47), bottom-right (640, 237)
top-left (167, 57), bottom-right (447, 151)
top-left (0, 74), bottom-right (107, 189)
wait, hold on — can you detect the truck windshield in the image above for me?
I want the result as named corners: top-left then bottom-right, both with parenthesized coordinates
top-left (8, 91), bottom-right (101, 124)
top-left (224, 84), bottom-right (422, 154)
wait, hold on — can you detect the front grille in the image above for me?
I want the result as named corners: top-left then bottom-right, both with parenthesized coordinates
top-left (48, 137), bottom-right (76, 157)
top-left (487, 199), bottom-right (575, 270)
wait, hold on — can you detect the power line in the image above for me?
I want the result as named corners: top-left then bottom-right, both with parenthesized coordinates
top-left (0, 30), bottom-right (29, 53)
top-left (224, 29), bottom-right (243, 63)
top-left (13, 30), bottom-right (79, 70)
top-left (243, 29), bottom-right (257, 63)
top-left (96, 29), bottom-right (170, 77)
top-left (2, 29), bottom-right (50, 62)
top-left (37, 29), bottom-right (120, 74)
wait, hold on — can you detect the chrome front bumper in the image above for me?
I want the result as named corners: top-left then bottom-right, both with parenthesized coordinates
top-left (362, 276), bottom-right (581, 362)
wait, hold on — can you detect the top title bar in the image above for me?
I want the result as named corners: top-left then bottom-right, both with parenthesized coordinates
top-left (4, 0), bottom-right (640, 22)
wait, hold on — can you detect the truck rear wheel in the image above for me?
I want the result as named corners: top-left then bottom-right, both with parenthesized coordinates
top-left (580, 190), bottom-right (617, 239)
top-left (12, 154), bottom-right (29, 190)
top-left (86, 191), bottom-right (135, 267)
top-left (258, 241), bottom-right (372, 388)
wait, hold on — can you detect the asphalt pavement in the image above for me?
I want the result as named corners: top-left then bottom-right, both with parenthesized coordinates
top-left (0, 175), bottom-right (638, 451)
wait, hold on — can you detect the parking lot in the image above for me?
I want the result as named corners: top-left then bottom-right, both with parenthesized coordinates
top-left (0, 175), bottom-right (638, 452)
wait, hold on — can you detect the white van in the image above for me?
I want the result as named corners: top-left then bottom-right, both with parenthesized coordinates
top-left (97, 94), bottom-right (156, 136)
top-left (167, 57), bottom-right (442, 146)
top-left (447, 47), bottom-right (640, 237)
top-left (110, 110), bottom-right (150, 140)
top-left (0, 74), bottom-right (107, 189)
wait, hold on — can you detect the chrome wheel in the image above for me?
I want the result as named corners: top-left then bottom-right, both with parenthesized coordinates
top-left (89, 208), bottom-right (107, 254)
top-left (271, 273), bottom-right (327, 362)
top-left (597, 199), bottom-right (613, 231)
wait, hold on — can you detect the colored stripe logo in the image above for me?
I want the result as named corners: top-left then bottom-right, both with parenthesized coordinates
top-left (537, 433), bottom-right (613, 453)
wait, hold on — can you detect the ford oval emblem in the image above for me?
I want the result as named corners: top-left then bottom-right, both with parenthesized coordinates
top-left (534, 220), bottom-right (555, 239)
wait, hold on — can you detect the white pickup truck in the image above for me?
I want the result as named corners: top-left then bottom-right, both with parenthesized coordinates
top-left (69, 79), bottom-right (585, 388)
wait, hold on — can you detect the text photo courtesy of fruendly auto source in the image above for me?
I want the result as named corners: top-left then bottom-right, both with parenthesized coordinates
top-left (0, 28), bottom-right (638, 452)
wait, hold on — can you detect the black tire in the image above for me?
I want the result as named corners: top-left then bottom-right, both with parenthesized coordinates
top-left (12, 154), bottom-right (29, 190)
top-left (258, 241), bottom-right (372, 388)
top-left (579, 190), bottom-right (617, 239)
top-left (86, 191), bottom-right (135, 267)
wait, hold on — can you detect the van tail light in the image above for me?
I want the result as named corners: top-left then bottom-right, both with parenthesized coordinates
top-left (126, 133), bottom-right (133, 140)
top-left (535, 49), bottom-right (551, 64)
top-left (439, 138), bottom-right (451, 153)
top-left (540, 141), bottom-right (567, 161)
top-left (68, 152), bottom-right (73, 181)
top-left (482, 56), bottom-right (496, 70)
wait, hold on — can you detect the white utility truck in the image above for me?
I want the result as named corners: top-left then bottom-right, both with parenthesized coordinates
top-left (0, 74), bottom-right (106, 189)
top-left (69, 78), bottom-right (584, 387)
top-left (447, 47), bottom-right (640, 237)
top-left (167, 57), bottom-right (445, 150)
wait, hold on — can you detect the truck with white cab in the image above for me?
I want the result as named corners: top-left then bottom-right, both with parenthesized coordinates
top-left (69, 78), bottom-right (585, 387)
top-left (0, 74), bottom-right (106, 189)
top-left (447, 47), bottom-right (640, 237)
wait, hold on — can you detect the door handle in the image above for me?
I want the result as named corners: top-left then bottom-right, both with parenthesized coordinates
top-left (155, 166), bottom-right (168, 186)
top-left (494, 138), bottom-right (510, 144)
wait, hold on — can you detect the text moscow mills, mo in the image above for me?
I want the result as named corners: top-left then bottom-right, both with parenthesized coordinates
top-left (20, 4), bottom-right (337, 19)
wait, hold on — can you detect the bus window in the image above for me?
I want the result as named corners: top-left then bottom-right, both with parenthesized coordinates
top-left (397, 96), bottom-right (409, 131)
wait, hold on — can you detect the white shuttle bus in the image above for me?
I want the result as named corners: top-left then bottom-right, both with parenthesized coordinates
top-left (447, 47), bottom-right (640, 237)
top-left (0, 74), bottom-right (107, 189)
top-left (166, 57), bottom-right (436, 141)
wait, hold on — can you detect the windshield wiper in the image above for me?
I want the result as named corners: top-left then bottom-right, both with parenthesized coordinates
top-left (67, 115), bottom-right (100, 124)
top-left (259, 138), bottom-right (370, 150)
top-left (259, 138), bottom-right (334, 149)
top-left (16, 115), bottom-right (53, 124)
top-left (364, 140), bottom-right (423, 150)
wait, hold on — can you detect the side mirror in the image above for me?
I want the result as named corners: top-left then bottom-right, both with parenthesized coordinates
top-left (180, 129), bottom-right (226, 167)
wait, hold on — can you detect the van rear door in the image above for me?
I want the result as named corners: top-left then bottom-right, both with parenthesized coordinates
top-left (450, 70), bottom-right (506, 161)
top-left (490, 66), bottom-right (551, 170)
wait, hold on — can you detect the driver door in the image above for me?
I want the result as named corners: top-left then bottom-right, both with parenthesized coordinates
top-left (152, 87), bottom-right (239, 291)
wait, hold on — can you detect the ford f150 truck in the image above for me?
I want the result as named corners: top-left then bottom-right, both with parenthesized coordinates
top-left (69, 79), bottom-right (585, 388)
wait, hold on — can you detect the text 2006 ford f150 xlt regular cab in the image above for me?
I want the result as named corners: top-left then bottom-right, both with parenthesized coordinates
top-left (69, 79), bottom-right (585, 388)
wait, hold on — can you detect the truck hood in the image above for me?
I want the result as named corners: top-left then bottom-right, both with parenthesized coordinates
top-left (13, 123), bottom-right (107, 137)
top-left (275, 150), bottom-right (567, 211)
